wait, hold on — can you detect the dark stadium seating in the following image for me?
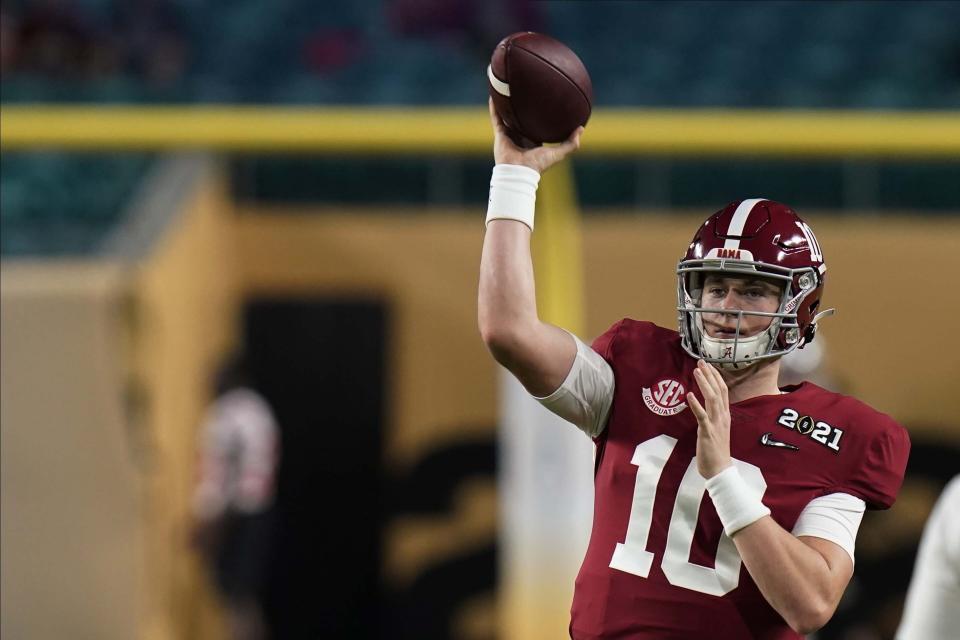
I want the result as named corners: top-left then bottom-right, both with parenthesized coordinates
top-left (3, 0), bottom-right (958, 107)
top-left (1, 0), bottom-right (958, 256)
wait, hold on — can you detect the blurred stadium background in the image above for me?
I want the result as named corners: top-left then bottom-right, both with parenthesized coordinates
top-left (2, 1), bottom-right (959, 639)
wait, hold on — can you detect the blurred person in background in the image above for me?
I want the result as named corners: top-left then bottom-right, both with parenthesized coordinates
top-left (478, 102), bottom-right (910, 637)
top-left (896, 476), bottom-right (960, 639)
top-left (191, 352), bottom-right (279, 640)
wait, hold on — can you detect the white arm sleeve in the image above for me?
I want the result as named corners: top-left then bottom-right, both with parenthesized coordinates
top-left (792, 492), bottom-right (866, 566)
top-left (533, 333), bottom-right (615, 438)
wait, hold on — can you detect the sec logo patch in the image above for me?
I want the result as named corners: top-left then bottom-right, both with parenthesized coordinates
top-left (642, 379), bottom-right (688, 416)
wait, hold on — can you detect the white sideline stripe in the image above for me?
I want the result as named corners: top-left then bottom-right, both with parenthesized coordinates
top-left (487, 65), bottom-right (511, 97)
top-left (724, 198), bottom-right (767, 250)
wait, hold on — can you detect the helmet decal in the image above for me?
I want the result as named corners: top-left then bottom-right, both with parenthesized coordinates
top-left (795, 221), bottom-right (823, 263)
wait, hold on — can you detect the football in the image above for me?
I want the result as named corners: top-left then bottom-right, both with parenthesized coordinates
top-left (488, 32), bottom-right (593, 148)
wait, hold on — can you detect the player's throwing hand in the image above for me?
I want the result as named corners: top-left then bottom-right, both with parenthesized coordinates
top-left (689, 359), bottom-right (733, 479)
top-left (489, 98), bottom-right (583, 174)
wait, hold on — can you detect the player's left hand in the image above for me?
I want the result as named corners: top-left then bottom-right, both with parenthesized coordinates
top-left (688, 359), bottom-right (733, 479)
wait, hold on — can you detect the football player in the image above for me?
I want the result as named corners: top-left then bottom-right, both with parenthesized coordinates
top-left (896, 475), bottom-right (960, 639)
top-left (478, 100), bottom-right (910, 638)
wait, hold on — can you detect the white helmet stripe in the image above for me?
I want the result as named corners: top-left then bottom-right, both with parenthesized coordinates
top-left (723, 198), bottom-right (767, 250)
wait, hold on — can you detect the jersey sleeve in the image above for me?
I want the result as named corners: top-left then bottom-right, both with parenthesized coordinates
top-left (591, 318), bottom-right (625, 364)
top-left (836, 417), bottom-right (911, 510)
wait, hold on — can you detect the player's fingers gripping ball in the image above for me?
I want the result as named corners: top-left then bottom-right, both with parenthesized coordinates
top-left (487, 31), bottom-right (593, 149)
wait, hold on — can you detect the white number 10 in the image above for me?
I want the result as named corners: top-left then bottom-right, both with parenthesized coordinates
top-left (609, 434), bottom-right (767, 596)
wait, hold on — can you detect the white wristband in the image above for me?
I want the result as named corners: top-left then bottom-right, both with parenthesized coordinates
top-left (705, 465), bottom-right (771, 537)
top-left (486, 164), bottom-right (541, 231)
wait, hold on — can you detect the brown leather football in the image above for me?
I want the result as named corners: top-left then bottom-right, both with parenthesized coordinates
top-left (488, 32), bottom-right (593, 148)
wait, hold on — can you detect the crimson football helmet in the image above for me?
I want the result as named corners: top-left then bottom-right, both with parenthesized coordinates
top-left (677, 198), bottom-right (835, 369)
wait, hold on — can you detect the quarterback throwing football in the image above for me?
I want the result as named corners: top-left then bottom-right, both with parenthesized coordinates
top-left (478, 100), bottom-right (910, 638)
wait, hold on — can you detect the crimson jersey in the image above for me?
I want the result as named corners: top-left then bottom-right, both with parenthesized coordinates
top-left (570, 320), bottom-right (910, 639)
